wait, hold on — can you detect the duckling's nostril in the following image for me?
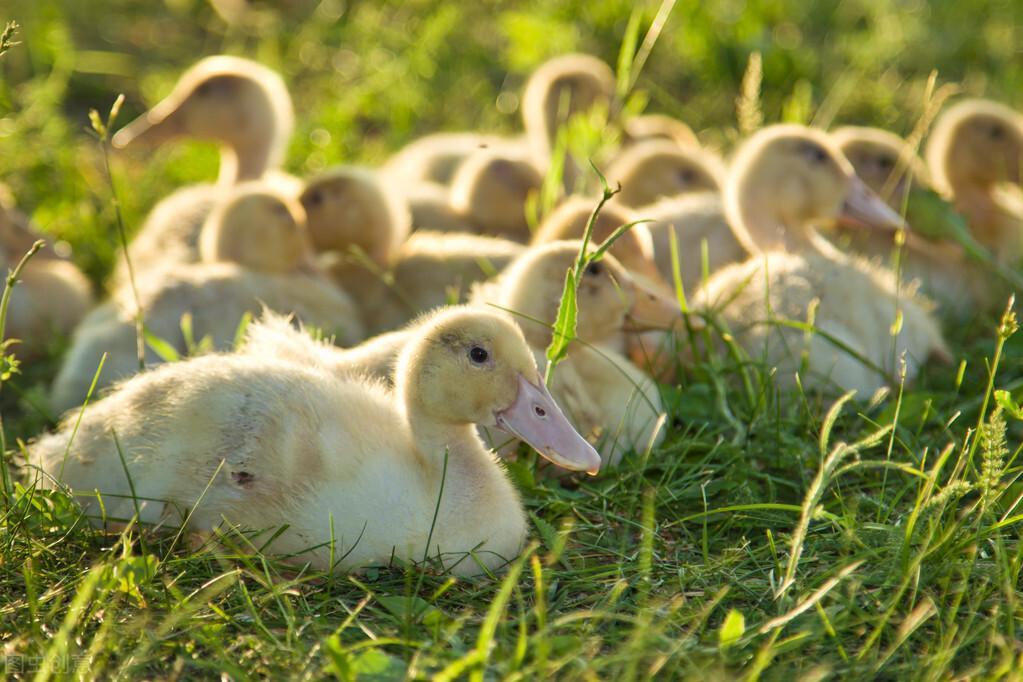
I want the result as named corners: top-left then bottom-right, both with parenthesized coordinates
top-left (534, 405), bottom-right (547, 418)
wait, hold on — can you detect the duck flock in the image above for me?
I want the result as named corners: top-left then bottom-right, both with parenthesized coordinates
top-left (7, 53), bottom-right (1023, 577)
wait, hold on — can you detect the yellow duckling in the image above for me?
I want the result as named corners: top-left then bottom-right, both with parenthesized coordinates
top-left (111, 56), bottom-right (296, 284)
top-left (300, 171), bottom-right (524, 334)
top-left (605, 139), bottom-right (725, 208)
top-left (32, 307), bottom-right (599, 577)
top-left (0, 198), bottom-right (93, 358)
top-left (530, 196), bottom-right (671, 294)
top-left (832, 125), bottom-right (989, 319)
top-left (50, 184), bottom-right (362, 413)
top-left (522, 53), bottom-right (616, 189)
top-left (693, 125), bottom-right (949, 396)
top-left (382, 132), bottom-right (511, 187)
top-left (925, 98), bottom-right (1023, 265)
top-left (448, 149), bottom-right (544, 242)
top-left (405, 182), bottom-right (479, 232)
top-left (622, 113), bottom-right (699, 149)
top-left (472, 241), bottom-right (680, 465)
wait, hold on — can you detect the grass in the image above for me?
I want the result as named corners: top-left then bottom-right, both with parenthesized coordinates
top-left (2, 0), bottom-right (1023, 678)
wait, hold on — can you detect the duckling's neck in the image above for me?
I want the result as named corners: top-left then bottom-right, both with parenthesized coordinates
top-left (732, 191), bottom-right (816, 255)
top-left (404, 410), bottom-right (499, 492)
top-left (217, 143), bottom-right (273, 186)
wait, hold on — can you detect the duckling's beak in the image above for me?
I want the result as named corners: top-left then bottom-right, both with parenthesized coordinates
top-left (623, 276), bottom-right (683, 332)
top-left (112, 98), bottom-right (186, 149)
top-left (494, 373), bottom-right (602, 475)
top-left (839, 176), bottom-right (908, 231)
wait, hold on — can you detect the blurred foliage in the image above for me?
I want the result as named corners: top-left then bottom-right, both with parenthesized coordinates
top-left (0, 0), bottom-right (1021, 283)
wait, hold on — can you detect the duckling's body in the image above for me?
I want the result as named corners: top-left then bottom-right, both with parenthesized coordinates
top-left (926, 99), bottom-right (1023, 266)
top-left (405, 183), bottom-right (478, 232)
top-left (34, 308), bottom-right (599, 576)
top-left (51, 185), bottom-right (361, 413)
top-left (111, 56), bottom-right (295, 284)
top-left (382, 132), bottom-right (511, 186)
top-left (693, 125), bottom-right (948, 396)
top-left (642, 193), bottom-right (747, 294)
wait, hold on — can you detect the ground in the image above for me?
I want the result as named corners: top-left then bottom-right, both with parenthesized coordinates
top-left (1, 0), bottom-right (1023, 679)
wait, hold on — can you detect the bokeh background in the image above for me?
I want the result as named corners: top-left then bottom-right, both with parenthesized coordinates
top-left (1, 0), bottom-right (1022, 284)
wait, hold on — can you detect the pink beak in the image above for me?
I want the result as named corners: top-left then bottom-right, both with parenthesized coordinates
top-left (494, 373), bottom-right (602, 475)
top-left (839, 175), bottom-right (908, 231)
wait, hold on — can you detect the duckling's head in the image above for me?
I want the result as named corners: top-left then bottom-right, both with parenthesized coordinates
top-left (623, 114), bottom-right (699, 149)
top-left (495, 241), bottom-right (679, 348)
top-left (727, 125), bottom-right (906, 253)
top-left (299, 166), bottom-right (411, 265)
top-left (607, 140), bottom-right (724, 207)
top-left (199, 183), bottom-right (310, 273)
top-left (113, 56), bottom-right (293, 179)
top-left (398, 307), bottom-right (601, 474)
top-left (833, 126), bottom-right (929, 209)
top-left (926, 99), bottom-right (1023, 194)
top-left (532, 196), bottom-right (670, 289)
top-left (449, 150), bottom-right (544, 241)
top-left (522, 54), bottom-right (616, 160)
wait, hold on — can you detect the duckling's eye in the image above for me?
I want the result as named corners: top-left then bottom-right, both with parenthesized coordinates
top-left (990, 124), bottom-right (1005, 140)
top-left (469, 346), bottom-right (489, 364)
top-left (585, 262), bottom-right (602, 277)
top-left (800, 143), bottom-right (829, 164)
top-left (877, 156), bottom-right (895, 171)
top-left (305, 190), bottom-right (323, 207)
top-left (195, 81), bottom-right (214, 97)
top-left (676, 168), bottom-right (696, 185)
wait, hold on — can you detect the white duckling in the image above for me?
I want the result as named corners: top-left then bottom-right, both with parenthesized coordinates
top-left (605, 139), bottom-right (724, 208)
top-left (111, 56), bottom-right (296, 284)
top-left (405, 182), bottom-right (478, 232)
top-left (50, 183), bottom-right (362, 413)
top-left (32, 307), bottom-right (600, 577)
top-left (925, 98), bottom-right (1023, 266)
top-left (693, 125), bottom-right (949, 396)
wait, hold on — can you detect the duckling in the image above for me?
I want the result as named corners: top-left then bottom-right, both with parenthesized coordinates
top-left (50, 184), bottom-right (362, 413)
top-left (530, 196), bottom-right (671, 293)
top-left (111, 56), bottom-right (296, 284)
top-left (31, 307), bottom-right (600, 577)
top-left (300, 170), bottom-right (524, 334)
top-left (925, 98), bottom-right (1023, 265)
top-left (448, 149), bottom-right (544, 242)
top-left (622, 113), bottom-right (699, 149)
top-left (693, 125), bottom-right (948, 396)
top-left (472, 241), bottom-right (680, 464)
top-left (382, 132), bottom-right (511, 186)
top-left (605, 140), bottom-right (725, 208)
top-left (522, 54), bottom-right (616, 190)
top-left (299, 166), bottom-right (411, 265)
top-left (405, 183), bottom-right (479, 233)
top-left (832, 125), bottom-right (989, 319)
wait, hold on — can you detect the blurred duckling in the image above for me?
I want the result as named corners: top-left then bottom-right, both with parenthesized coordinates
top-left (832, 125), bottom-right (990, 319)
top-left (300, 169), bottom-right (524, 334)
top-left (531, 196), bottom-right (671, 295)
top-left (448, 149), bottom-right (544, 242)
top-left (32, 307), bottom-right (600, 577)
top-left (111, 56), bottom-right (296, 284)
top-left (522, 53), bottom-right (616, 190)
top-left (382, 132), bottom-right (511, 187)
top-left (693, 125), bottom-right (948, 396)
top-left (50, 184), bottom-right (362, 413)
top-left (622, 113), bottom-right (699, 149)
top-left (926, 98), bottom-right (1023, 265)
top-left (404, 182), bottom-right (479, 233)
top-left (605, 139), bottom-right (725, 208)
